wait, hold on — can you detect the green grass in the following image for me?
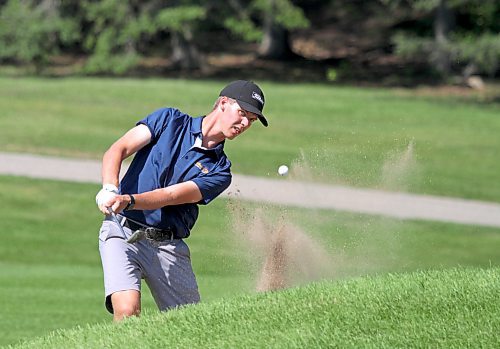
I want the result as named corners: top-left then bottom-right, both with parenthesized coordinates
top-left (0, 176), bottom-right (499, 347)
top-left (1, 77), bottom-right (499, 202)
top-left (7, 267), bottom-right (500, 349)
top-left (1, 77), bottom-right (499, 346)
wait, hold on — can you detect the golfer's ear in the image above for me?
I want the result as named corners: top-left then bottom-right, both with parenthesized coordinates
top-left (219, 96), bottom-right (230, 111)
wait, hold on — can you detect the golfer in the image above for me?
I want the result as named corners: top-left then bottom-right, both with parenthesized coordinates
top-left (95, 80), bottom-right (267, 321)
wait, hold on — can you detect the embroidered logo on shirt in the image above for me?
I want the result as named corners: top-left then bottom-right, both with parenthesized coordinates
top-left (195, 161), bottom-right (209, 174)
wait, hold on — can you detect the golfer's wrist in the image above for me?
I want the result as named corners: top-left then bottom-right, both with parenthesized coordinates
top-left (102, 183), bottom-right (119, 194)
top-left (124, 194), bottom-right (135, 211)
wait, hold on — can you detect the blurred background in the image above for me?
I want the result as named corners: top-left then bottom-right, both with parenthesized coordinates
top-left (0, 0), bottom-right (499, 87)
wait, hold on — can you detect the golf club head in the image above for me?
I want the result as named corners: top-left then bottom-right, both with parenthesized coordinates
top-left (127, 230), bottom-right (145, 244)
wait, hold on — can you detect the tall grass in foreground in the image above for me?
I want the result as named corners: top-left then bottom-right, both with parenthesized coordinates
top-left (7, 267), bottom-right (499, 349)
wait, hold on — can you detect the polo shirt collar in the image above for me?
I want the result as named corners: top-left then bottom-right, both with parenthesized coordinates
top-left (190, 115), bottom-right (203, 135)
top-left (191, 116), bottom-right (225, 157)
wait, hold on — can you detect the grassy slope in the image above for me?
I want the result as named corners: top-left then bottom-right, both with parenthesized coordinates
top-left (1, 77), bottom-right (499, 201)
top-left (7, 267), bottom-right (500, 349)
top-left (0, 176), bottom-right (499, 346)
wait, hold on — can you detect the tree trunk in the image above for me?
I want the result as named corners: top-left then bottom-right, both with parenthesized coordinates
top-left (433, 0), bottom-right (453, 76)
top-left (170, 29), bottom-right (205, 71)
top-left (258, 0), bottom-right (296, 60)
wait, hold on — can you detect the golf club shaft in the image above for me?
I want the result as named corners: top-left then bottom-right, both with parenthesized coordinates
top-left (107, 207), bottom-right (127, 240)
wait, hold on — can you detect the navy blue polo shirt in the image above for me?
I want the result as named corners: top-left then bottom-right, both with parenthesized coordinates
top-left (119, 108), bottom-right (232, 238)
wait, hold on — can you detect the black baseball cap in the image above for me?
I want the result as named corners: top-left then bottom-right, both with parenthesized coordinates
top-left (219, 80), bottom-right (268, 127)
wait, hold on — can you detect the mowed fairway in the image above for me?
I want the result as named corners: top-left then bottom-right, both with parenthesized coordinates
top-left (1, 77), bottom-right (499, 201)
top-left (0, 176), bottom-right (499, 346)
top-left (1, 77), bottom-right (499, 346)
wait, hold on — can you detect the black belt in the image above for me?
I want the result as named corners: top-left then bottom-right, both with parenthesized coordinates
top-left (118, 215), bottom-right (179, 241)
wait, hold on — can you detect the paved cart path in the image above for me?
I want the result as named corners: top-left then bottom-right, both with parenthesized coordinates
top-left (1, 152), bottom-right (500, 228)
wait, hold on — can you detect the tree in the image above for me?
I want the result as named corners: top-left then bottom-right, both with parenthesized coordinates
top-left (256, 0), bottom-right (310, 59)
top-left (81, 0), bottom-right (209, 73)
top-left (0, 0), bottom-right (79, 71)
top-left (82, 0), bottom-right (149, 74)
top-left (225, 0), bottom-right (310, 60)
top-left (433, 0), bottom-right (453, 74)
top-left (383, 0), bottom-right (500, 79)
top-left (154, 3), bottom-right (206, 70)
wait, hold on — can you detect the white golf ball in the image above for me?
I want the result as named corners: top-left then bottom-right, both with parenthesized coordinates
top-left (278, 165), bottom-right (289, 176)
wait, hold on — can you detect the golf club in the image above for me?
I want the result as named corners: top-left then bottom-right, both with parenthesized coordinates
top-left (107, 207), bottom-right (144, 243)
top-left (127, 229), bottom-right (144, 244)
top-left (107, 207), bottom-right (127, 240)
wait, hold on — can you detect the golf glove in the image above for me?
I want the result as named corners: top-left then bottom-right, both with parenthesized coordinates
top-left (96, 184), bottom-right (119, 207)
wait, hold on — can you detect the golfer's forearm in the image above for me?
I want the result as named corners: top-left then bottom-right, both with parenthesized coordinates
top-left (129, 182), bottom-right (202, 210)
top-left (101, 147), bottom-right (127, 187)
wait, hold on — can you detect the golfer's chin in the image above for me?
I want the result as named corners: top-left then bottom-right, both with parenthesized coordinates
top-left (225, 128), bottom-right (242, 140)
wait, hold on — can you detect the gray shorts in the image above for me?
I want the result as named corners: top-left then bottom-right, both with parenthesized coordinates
top-left (98, 217), bottom-right (200, 314)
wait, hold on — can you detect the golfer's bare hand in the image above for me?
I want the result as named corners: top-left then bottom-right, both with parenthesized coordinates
top-left (99, 195), bottom-right (130, 215)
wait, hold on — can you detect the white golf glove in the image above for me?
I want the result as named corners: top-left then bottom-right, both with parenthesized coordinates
top-left (96, 184), bottom-right (119, 208)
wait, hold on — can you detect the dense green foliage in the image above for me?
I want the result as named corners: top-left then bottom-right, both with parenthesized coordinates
top-left (7, 267), bottom-right (500, 348)
top-left (388, 0), bottom-right (500, 78)
top-left (0, 0), bottom-right (498, 79)
top-left (394, 32), bottom-right (500, 76)
top-left (0, 0), bottom-right (79, 70)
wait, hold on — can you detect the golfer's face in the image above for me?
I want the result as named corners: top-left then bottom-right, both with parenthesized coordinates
top-left (225, 102), bottom-right (258, 139)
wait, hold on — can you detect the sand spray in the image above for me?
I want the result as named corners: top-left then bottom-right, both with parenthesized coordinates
top-left (227, 139), bottom-right (418, 292)
top-left (380, 139), bottom-right (417, 191)
top-left (226, 198), bottom-right (335, 292)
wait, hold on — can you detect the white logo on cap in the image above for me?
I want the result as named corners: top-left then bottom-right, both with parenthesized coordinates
top-left (252, 91), bottom-right (264, 105)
